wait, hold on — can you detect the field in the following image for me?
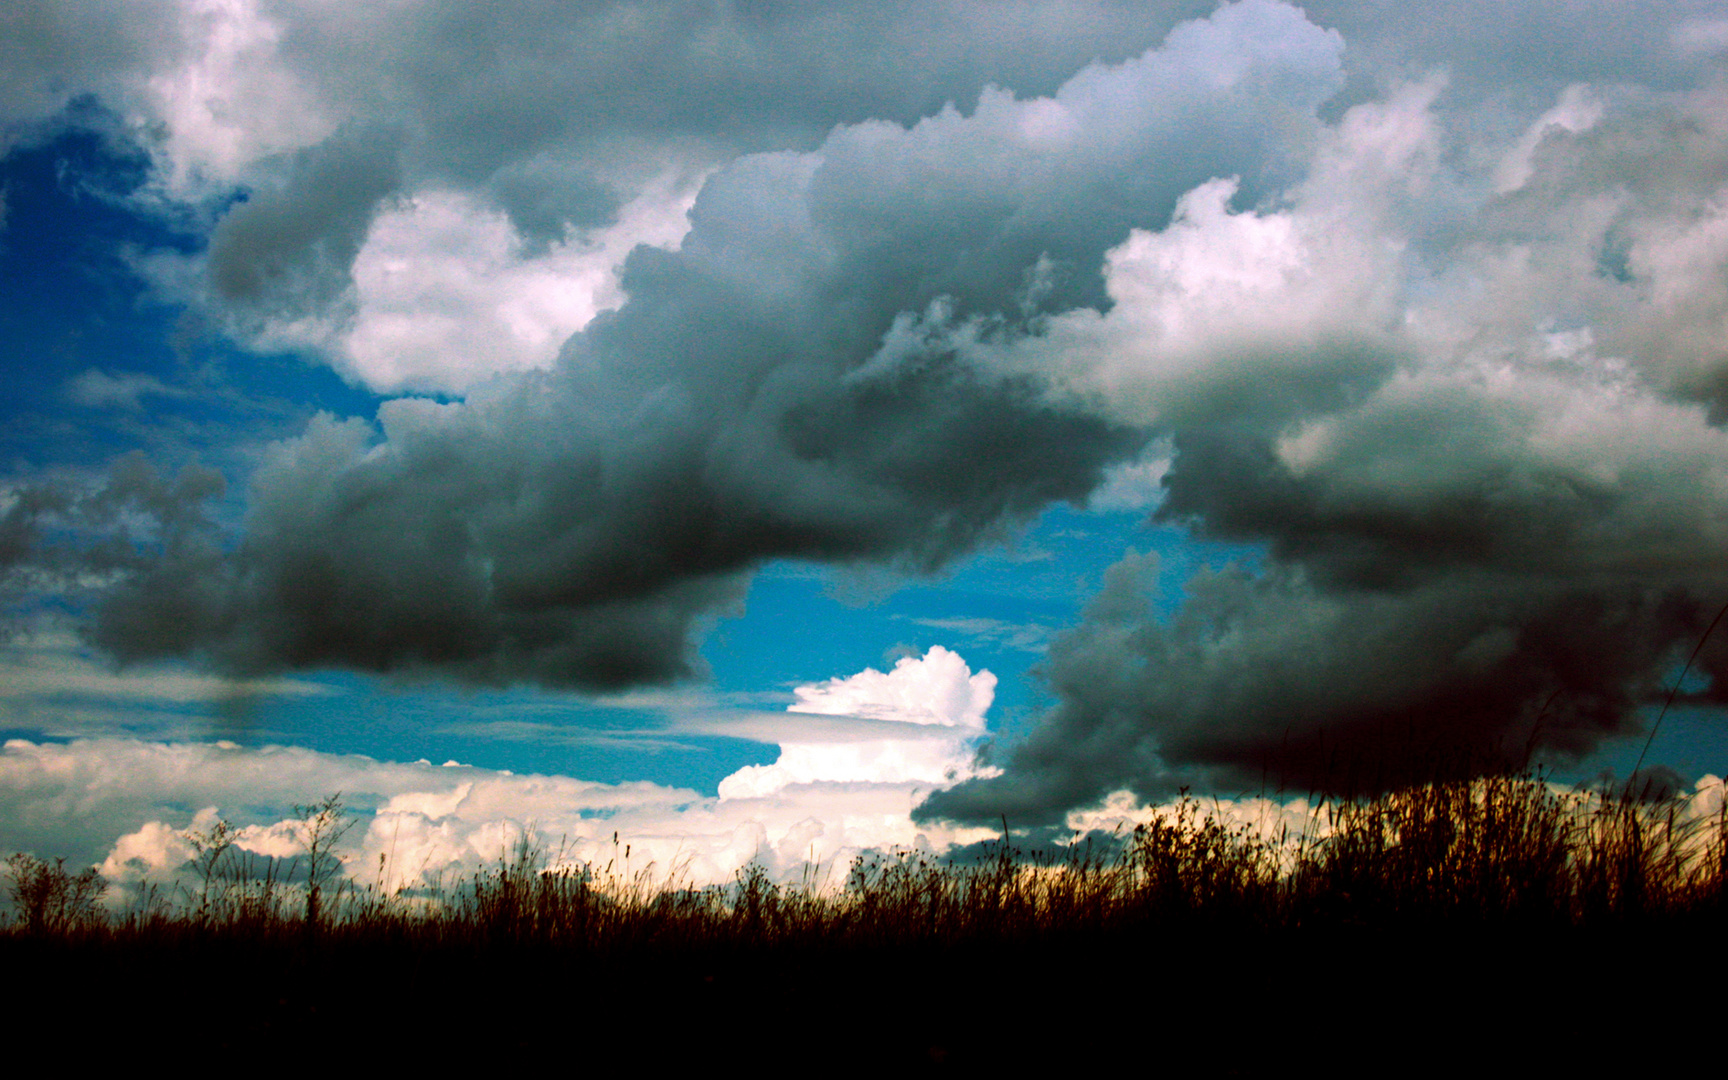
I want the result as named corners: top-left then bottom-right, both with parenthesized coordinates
top-left (5, 772), bottom-right (1726, 1068)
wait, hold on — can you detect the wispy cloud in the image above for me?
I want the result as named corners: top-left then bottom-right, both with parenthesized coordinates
top-left (0, 634), bottom-right (334, 704)
top-left (64, 370), bottom-right (190, 412)
top-left (4, 648), bottom-right (1004, 890)
top-left (430, 718), bottom-right (703, 753)
top-left (902, 616), bottom-right (1056, 654)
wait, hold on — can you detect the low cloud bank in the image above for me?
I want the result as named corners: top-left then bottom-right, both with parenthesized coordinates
top-left (2, 647), bottom-right (999, 892)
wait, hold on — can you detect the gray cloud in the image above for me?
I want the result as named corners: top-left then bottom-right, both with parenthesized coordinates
top-left (2, 454), bottom-right (223, 612)
top-left (65, 369), bottom-right (189, 411)
top-left (920, 554), bottom-right (1716, 824)
top-left (1303, 0), bottom-right (1728, 91)
top-left (0, 2), bottom-right (186, 147)
top-left (191, 0), bottom-right (1728, 330)
top-left (205, 124), bottom-right (404, 315)
top-left (10, 2), bottom-right (1727, 352)
top-left (84, 1), bottom-right (1343, 689)
top-left (3, 1), bottom-right (1225, 340)
top-left (921, 66), bottom-right (1728, 824)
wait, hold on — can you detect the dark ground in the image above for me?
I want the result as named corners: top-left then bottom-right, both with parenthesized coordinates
top-left (5, 917), bottom-right (1721, 1072)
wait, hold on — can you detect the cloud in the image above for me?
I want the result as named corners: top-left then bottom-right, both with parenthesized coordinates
top-left (957, 75), bottom-right (1436, 432)
top-left (202, 121), bottom-right (404, 320)
top-left (921, 71), bottom-right (1728, 823)
top-left (4, 647), bottom-right (1002, 890)
top-left (0, 736), bottom-right (441, 871)
top-left (328, 175), bottom-right (701, 394)
top-left (3, 1), bottom-right (1241, 379)
top-left (11, 1), bottom-right (1727, 388)
top-left (1492, 83), bottom-right (1603, 195)
top-left (716, 645), bottom-right (995, 797)
top-left (1673, 18), bottom-right (1728, 58)
top-left (903, 616), bottom-right (1056, 654)
top-left (80, 1), bottom-right (1344, 690)
top-left (5, 2), bottom-right (1218, 170)
top-left (200, 163), bottom-right (703, 395)
top-left (0, 631), bottom-right (332, 704)
top-left (65, 369), bottom-right (192, 411)
top-left (1085, 441), bottom-right (1175, 512)
top-left (2, 454), bottom-right (226, 627)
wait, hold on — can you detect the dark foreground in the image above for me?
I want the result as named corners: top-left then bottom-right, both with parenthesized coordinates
top-left (5, 919), bottom-right (1723, 1071)
top-left (6, 775), bottom-right (1725, 1070)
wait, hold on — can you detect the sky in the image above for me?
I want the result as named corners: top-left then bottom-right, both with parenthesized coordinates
top-left (5, 0), bottom-right (1728, 896)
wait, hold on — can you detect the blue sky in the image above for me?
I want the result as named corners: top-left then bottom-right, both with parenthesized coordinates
top-left (5, 0), bottom-right (1728, 892)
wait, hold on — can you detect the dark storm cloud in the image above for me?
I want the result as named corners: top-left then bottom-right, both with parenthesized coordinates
top-left (87, 1), bottom-right (1344, 689)
top-left (0, 486), bottom-right (60, 581)
top-left (921, 66), bottom-right (1728, 824)
top-left (920, 554), bottom-right (1720, 824)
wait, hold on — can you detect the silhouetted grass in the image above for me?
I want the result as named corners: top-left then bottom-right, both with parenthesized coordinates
top-left (5, 774), bottom-right (1725, 1067)
top-left (7, 773), bottom-right (1727, 946)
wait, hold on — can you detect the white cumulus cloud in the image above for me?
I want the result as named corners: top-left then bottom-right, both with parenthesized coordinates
top-left (2, 647), bottom-right (1002, 894)
top-left (318, 174), bottom-right (700, 393)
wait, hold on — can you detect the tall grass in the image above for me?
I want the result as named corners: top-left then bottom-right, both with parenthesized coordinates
top-left (7, 772), bottom-right (1724, 951)
top-left (5, 775), bottom-right (1725, 1069)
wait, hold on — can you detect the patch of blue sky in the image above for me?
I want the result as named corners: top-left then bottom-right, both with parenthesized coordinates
top-left (707, 504), bottom-right (1266, 751)
top-left (241, 508), bottom-right (1272, 790)
top-left (1558, 654), bottom-right (1728, 788)
top-left (0, 503), bottom-right (1269, 799)
top-left (0, 114), bottom-right (379, 476)
top-left (1548, 706), bottom-right (1728, 790)
top-left (245, 673), bottom-right (780, 790)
